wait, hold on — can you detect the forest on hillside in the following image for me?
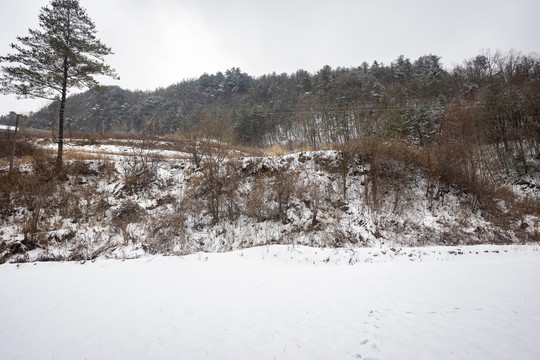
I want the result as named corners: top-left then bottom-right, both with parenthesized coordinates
top-left (10, 50), bottom-right (538, 154)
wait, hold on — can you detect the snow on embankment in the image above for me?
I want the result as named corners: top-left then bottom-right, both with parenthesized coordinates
top-left (1, 245), bottom-right (539, 359)
top-left (1, 143), bottom-right (539, 263)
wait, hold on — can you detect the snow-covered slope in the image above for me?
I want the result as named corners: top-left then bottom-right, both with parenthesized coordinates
top-left (1, 245), bottom-right (539, 359)
top-left (1, 139), bottom-right (539, 263)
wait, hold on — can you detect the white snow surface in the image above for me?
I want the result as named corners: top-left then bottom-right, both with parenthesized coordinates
top-left (0, 124), bottom-right (15, 131)
top-left (1, 244), bottom-right (539, 360)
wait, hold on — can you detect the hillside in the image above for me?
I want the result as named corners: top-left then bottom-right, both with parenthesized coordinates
top-left (9, 51), bottom-right (538, 152)
top-left (1, 134), bottom-right (538, 264)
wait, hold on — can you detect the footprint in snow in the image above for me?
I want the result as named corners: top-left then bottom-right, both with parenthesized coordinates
top-left (353, 355), bottom-right (379, 360)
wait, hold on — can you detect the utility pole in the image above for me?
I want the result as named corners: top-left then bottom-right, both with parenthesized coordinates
top-left (8, 112), bottom-right (24, 177)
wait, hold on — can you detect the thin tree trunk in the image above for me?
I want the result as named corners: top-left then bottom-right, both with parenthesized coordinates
top-left (57, 55), bottom-right (69, 169)
top-left (8, 114), bottom-right (20, 178)
top-left (57, 89), bottom-right (66, 168)
top-left (341, 150), bottom-right (348, 201)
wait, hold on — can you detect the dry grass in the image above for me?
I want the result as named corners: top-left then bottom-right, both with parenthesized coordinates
top-left (264, 145), bottom-right (287, 157)
top-left (63, 149), bottom-right (106, 161)
top-left (59, 145), bottom-right (189, 161)
top-left (0, 131), bottom-right (39, 162)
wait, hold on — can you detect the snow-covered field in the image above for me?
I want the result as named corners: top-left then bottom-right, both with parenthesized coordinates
top-left (1, 245), bottom-right (539, 360)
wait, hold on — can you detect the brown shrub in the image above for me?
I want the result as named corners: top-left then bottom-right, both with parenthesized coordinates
top-left (268, 161), bottom-right (299, 224)
top-left (97, 160), bottom-right (117, 181)
top-left (244, 175), bottom-right (273, 222)
top-left (121, 150), bottom-right (162, 194)
top-left (0, 131), bottom-right (37, 159)
top-left (144, 211), bottom-right (187, 255)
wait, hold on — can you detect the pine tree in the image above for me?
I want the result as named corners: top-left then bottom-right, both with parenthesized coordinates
top-left (0, 0), bottom-right (118, 167)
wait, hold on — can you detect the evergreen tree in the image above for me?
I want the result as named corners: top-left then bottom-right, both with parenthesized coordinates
top-left (0, 0), bottom-right (118, 167)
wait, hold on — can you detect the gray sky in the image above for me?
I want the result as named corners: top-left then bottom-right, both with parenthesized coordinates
top-left (1, 0), bottom-right (539, 116)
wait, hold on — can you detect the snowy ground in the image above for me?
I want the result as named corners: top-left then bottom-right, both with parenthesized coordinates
top-left (1, 244), bottom-right (539, 360)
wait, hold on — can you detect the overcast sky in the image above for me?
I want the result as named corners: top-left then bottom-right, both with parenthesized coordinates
top-left (1, 0), bottom-right (539, 116)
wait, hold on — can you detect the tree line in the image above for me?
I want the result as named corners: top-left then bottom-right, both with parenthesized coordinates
top-left (20, 50), bottom-right (537, 156)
